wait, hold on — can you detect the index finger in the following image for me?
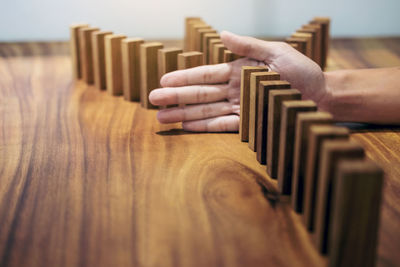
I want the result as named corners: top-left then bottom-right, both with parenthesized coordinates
top-left (160, 63), bottom-right (233, 87)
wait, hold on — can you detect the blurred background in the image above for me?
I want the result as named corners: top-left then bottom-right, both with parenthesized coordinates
top-left (1, 0), bottom-right (399, 41)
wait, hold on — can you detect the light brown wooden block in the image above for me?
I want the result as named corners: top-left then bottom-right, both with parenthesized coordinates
top-left (239, 66), bottom-right (268, 142)
top-left (140, 42), bottom-right (164, 109)
top-left (303, 125), bottom-right (349, 231)
top-left (92, 31), bottom-right (113, 90)
top-left (248, 72), bottom-right (271, 151)
top-left (314, 140), bottom-right (365, 254)
top-left (191, 24), bottom-right (210, 52)
top-left (186, 19), bottom-right (204, 51)
top-left (184, 17), bottom-right (202, 51)
top-left (208, 39), bottom-right (222, 65)
top-left (122, 38), bottom-right (144, 101)
top-left (158, 47), bottom-right (182, 81)
top-left (212, 44), bottom-right (227, 64)
top-left (291, 112), bottom-right (333, 213)
top-left (277, 100), bottom-right (317, 194)
top-left (266, 89), bottom-right (301, 179)
top-left (311, 17), bottom-right (330, 70)
top-left (70, 24), bottom-right (89, 79)
top-left (297, 27), bottom-right (318, 63)
top-left (197, 28), bottom-right (216, 53)
top-left (105, 34), bottom-right (126, 96)
top-left (301, 24), bottom-right (322, 67)
top-left (286, 37), bottom-right (307, 55)
top-left (329, 160), bottom-right (383, 267)
top-left (203, 33), bottom-right (219, 64)
top-left (256, 79), bottom-right (290, 165)
top-left (291, 32), bottom-right (313, 59)
top-left (79, 27), bottom-right (99, 84)
top-left (178, 51), bottom-right (204, 70)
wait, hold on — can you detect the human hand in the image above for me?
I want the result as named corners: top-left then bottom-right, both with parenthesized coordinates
top-left (149, 31), bottom-right (330, 132)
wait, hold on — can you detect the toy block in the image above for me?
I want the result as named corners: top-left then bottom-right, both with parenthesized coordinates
top-left (140, 42), bottom-right (164, 109)
top-left (105, 34), bottom-right (126, 96)
top-left (277, 100), bottom-right (317, 194)
top-left (208, 39), bottom-right (222, 65)
top-left (266, 89), bottom-right (301, 179)
top-left (297, 27), bottom-right (318, 63)
top-left (92, 31), bottom-right (113, 90)
top-left (212, 44), bottom-right (227, 64)
top-left (303, 125), bottom-right (349, 231)
top-left (178, 51), bottom-right (204, 70)
top-left (186, 18), bottom-right (204, 51)
top-left (329, 160), bottom-right (383, 267)
top-left (79, 27), bottom-right (100, 84)
top-left (122, 38), bottom-right (144, 101)
top-left (314, 140), bottom-right (365, 254)
top-left (291, 32), bottom-right (313, 59)
top-left (286, 37), bottom-right (307, 55)
top-left (197, 28), bottom-right (217, 53)
top-left (184, 17), bottom-right (202, 51)
top-left (291, 112), bottom-right (333, 212)
top-left (239, 66), bottom-right (268, 142)
top-left (302, 24), bottom-right (322, 67)
top-left (158, 47), bottom-right (183, 81)
top-left (191, 24), bottom-right (210, 52)
top-left (256, 79), bottom-right (291, 165)
top-left (70, 24), bottom-right (89, 79)
top-left (311, 17), bottom-right (330, 70)
top-left (203, 33), bottom-right (219, 64)
top-left (248, 71), bottom-right (273, 152)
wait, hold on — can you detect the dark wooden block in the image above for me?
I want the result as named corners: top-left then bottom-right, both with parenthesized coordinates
top-left (303, 125), bottom-right (349, 231)
top-left (291, 112), bottom-right (333, 212)
top-left (291, 32), bottom-right (313, 59)
top-left (266, 89), bottom-right (301, 179)
top-left (256, 79), bottom-right (290, 165)
top-left (286, 37), bottom-right (307, 55)
top-left (277, 100), bottom-right (317, 195)
top-left (310, 17), bottom-right (330, 70)
top-left (314, 140), bottom-right (365, 254)
top-left (329, 160), bottom-right (383, 267)
top-left (301, 24), bottom-right (322, 67)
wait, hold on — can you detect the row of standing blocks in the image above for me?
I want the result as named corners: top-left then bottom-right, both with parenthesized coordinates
top-left (240, 66), bottom-right (383, 267)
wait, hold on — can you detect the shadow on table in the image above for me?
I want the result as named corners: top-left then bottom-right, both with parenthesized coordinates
top-left (337, 122), bottom-right (400, 133)
top-left (156, 128), bottom-right (234, 136)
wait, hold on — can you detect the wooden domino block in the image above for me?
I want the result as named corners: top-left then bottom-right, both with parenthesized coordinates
top-left (191, 24), bottom-right (211, 52)
top-left (186, 18), bottom-right (204, 51)
top-left (184, 17), bottom-right (202, 51)
top-left (212, 44), bottom-right (227, 64)
top-left (248, 72), bottom-right (273, 151)
top-left (79, 27), bottom-right (100, 83)
top-left (266, 89), bottom-right (301, 179)
top-left (140, 42), bottom-right (164, 109)
top-left (311, 17), bottom-right (330, 70)
top-left (303, 125), bottom-right (349, 231)
top-left (301, 24), bottom-right (322, 67)
top-left (105, 34), bottom-right (127, 96)
top-left (178, 51), bottom-right (204, 70)
top-left (70, 24), bottom-right (89, 79)
top-left (291, 32), bottom-right (313, 59)
top-left (297, 27), bottom-right (318, 63)
top-left (239, 66), bottom-right (268, 142)
top-left (197, 28), bottom-right (217, 53)
top-left (277, 100), bottom-right (317, 194)
top-left (286, 37), bottom-right (307, 55)
top-left (92, 31), bottom-right (113, 90)
top-left (329, 160), bottom-right (383, 267)
top-left (203, 33), bottom-right (219, 64)
top-left (158, 47), bottom-right (183, 81)
top-left (291, 112), bottom-right (333, 212)
top-left (208, 39), bottom-right (222, 65)
top-left (122, 38), bottom-right (144, 101)
top-left (314, 140), bottom-right (365, 254)
top-left (256, 79), bottom-right (291, 164)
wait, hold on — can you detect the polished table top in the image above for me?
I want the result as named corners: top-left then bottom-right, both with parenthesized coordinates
top-left (0, 38), bottom-right (399, 267)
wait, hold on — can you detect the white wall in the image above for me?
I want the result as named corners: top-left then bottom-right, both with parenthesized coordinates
top-left (0, 0), bottom-right (399, 41)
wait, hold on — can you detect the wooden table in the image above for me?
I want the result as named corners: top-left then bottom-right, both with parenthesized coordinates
top-left (0, 38), bottom-right (399, 267)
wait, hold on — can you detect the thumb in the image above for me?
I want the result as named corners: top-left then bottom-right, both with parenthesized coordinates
top-left (221, 31), bottom-right (279, 63)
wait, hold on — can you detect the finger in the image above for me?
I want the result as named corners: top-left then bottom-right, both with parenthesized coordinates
top-left (160, 63), bottom-right (233, 87)
top-left (149, 84), bottom-right (229, 106)
top-left (221, 31), bottom-right (281, 62)
top-left (182, 115), bottom-right (239, 132)
top-left (157, 102), bottom-right (235, 123)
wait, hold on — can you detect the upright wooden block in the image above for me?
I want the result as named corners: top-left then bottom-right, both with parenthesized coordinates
top-left (239, 66), bottom-right (268, 142)
top-left (79, 27), bottom-right (100, 83)
top-left (291, 112), bottom-right (333, 213)
top-left (140, 42), bottom-right (164, 109)
top-left (277, 100), bottom-right (317, 194)
top-left (158, 47), bottom-right (183, 81)
top-left (92, 31), bottom-right (113, 90)
top-left (286, 37), bottom-right (307, 55)
top-left (184, 17), bottom-right (202, 51)
top-left (186, 19), bottom-right (204, 51)
top-left (303, 125), bottom-right (349, 231)
top-left (248, 72), bottom-right (271, 151)
top-left (212, 44), bottom-right (227, 64)
top-left (329, 160), bottom-right (383, 267)
top-left (203, 33), bottom-right (219, 64)
top-left (122, 38), bottom-right (144, 101)
top-left (291, 32), bottom-right (313, 59)
top-left (223, 50), bottom-right (241, 63)
top-left (266, 89), bottom-right (301, 179)
top-left (256, 79), bottom-right (291, 165)
top-left (311, 17), bottom-right (330, 70)
top-left (191, 24), bottom-right (210, 52)
top-left (208, 39), bottom-right (222, 65)
top-left (301, 24), bottom-right (322, 66)
top-left (70, 24), bottom-right (89, 79)
top-left (197, 28), bottom-right (216, 53)
top-left (314, 140), bottom-right (365, 254)
top-left (178, 51), bottom-right (204, 70)
top-left (105, 34), bottom-right (126, 96)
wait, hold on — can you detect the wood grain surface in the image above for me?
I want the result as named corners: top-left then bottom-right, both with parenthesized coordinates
top-left (0, 37), bottom-right (399, 267)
